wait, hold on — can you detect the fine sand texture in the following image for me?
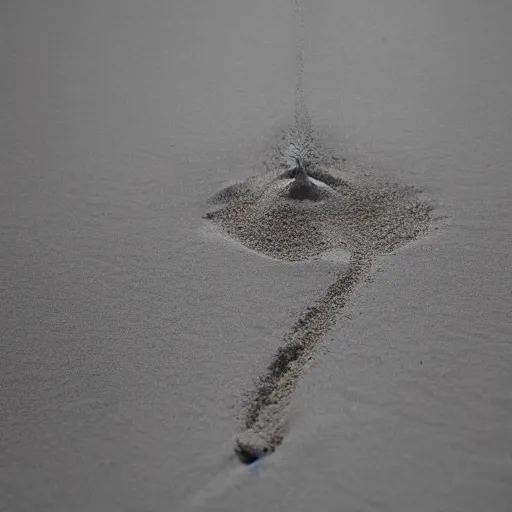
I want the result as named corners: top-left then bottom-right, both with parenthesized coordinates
top-left (2, 1), bottom-right (512, 511)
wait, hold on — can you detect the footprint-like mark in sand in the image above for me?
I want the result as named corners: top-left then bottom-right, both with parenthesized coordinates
top-left (204, 0), bottom-right (436, 464)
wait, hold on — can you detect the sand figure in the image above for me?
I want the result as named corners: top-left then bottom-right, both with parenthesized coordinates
top-left (205, 155), bottom-right (435, 464)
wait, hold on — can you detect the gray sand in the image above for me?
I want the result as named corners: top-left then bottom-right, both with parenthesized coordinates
top-left (2, 0), bottom-right (512, 511)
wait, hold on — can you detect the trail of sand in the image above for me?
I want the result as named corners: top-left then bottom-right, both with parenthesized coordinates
top-left (210, 165), bottom-right (433, 461)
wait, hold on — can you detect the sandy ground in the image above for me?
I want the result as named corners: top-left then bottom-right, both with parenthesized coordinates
top-left (1, 0), bottom-right (512, 511)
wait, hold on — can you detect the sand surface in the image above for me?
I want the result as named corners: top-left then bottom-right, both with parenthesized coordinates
top-left (1, 1), bottom-right (512, 511)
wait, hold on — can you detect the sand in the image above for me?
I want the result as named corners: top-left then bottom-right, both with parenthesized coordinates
top-left (1, 0), bottom-right (512, 511)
